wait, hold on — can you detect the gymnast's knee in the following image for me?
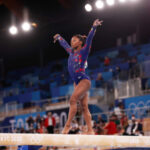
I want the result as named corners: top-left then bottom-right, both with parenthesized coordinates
top-left (86, 112), bottom-right (92, 119)
top-left (70, 94), bottom-right (79, 105)
top-left (82, 103), bottom-right (89, 112)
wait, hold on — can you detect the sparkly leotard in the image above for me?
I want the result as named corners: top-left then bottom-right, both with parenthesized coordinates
top-left (57, 26), bottom-right (97, 85)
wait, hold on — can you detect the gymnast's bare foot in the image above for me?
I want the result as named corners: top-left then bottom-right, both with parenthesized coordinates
top-left (86, 130), bottom-right (95, 135)
top-left (61, 124), bottom-right (70, 134)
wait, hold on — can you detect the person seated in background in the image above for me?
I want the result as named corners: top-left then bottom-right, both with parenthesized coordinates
top-left (104, 56), bottom-right (110, 66)
top-left (35, 114), bottom-right (42, 125)
top-left (69, 119), bottom-right (80, 134)
top-left (112, 66), bottom-right (121, 79)
top-left (123, 115), bottom-right (139, 136)
top-left (117, 125), bottom-right (124, 135)
top-left (36, 122), bottom-right (45, 134)
top-left (27, 123), bottom-right (35, 133)
top-left (123, 119), bottom-right (133, 136)
top-left (44, 112), bottom-right (56, 134)
top-left (36, 116), bottom-right (46, 134)
top-left (129, 56), bottom-right (140, 78)
top-left (131, 115), bottom-right (144, 136)
top-left (120, 113), bottom-right (128, 129)
top-left (114, 102), bottom-right (124, 119)
top-left (53, 114), bottom-right (60, 130)
top-left (97, 114), bottom-right (105, 127)
top-left (95, 73), bottom-right (104, 88)
top-left (94, 125), bottom-right (104, 135)
top-left (106, 80), bottom-right (114, 92)
top-left (93, 121), bottom-right (97, 130)
top-left (104, 115), bottom-right (117, 135)
top-left (113, 114), bottom-right (120, 127)
top-left (26, 116), bottom-right (35, 131)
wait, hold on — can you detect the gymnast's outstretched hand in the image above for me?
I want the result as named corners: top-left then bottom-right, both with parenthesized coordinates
top-left (53, 34), bottom-right (60, 43)
top-left (93, 19), bottom-right (103, 27)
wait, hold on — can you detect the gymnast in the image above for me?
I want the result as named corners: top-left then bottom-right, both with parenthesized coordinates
top-left (53, 19), bottom-right (103, 134)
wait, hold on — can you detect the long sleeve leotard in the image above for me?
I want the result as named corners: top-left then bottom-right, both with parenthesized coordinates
top-left (57, 26), bottom-right (97, 84)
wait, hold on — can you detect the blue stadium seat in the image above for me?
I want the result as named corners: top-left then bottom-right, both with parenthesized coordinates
top-left (51, 87), bottom-right (60, 98)
top-left (90, 88), bottom-right (104, 97)
top-left (107, 50), bottom-right (118, 59)
top-left (91, 80), bottom-right (96, 88)
top-left (137, 54), bottom-right (145, 62)
top-left (89, 104), bottom-right (107, 122)
top-left (3, 95), bottom-right (19, 104)
top-left (141, 48), bottom-right (150, 55)
top-left (50, 82), bottom-right (57, 88)
top-left (88, 56), bottom-right (100, 69)
top-left (29, 76), bottom-right (39, 84)
top-left (21, 74), bottom-right (32, 81)
top-left (18, 92), bottom-right (32, 103)
top-left (145, 55), bottom-right (150, 61)
top-left (102, 72), bottom-right (112, 81)
top-left (112, 58), bottom-right (123, 65)
top-left (147, 78), bottom-right (150, 89)
top-left (118, 63), bottom-right (129, 70)
top-left (31, 91), bottom-right (41, 101)
top-left (143, 61), bottom-right (150, 77)
top-left (141, 43), bottom-right (150, 49)
top-left (128, 50), bottom-right (137, 56)
top-left (59, 84), bottom-right (74, 96)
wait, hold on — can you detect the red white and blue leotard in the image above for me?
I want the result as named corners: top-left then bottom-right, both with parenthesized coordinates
top-left (57, 26), bottom-right (97, 85)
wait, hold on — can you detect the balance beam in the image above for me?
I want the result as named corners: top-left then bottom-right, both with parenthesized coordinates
top-left (0, 133), bottom-right (149, 147)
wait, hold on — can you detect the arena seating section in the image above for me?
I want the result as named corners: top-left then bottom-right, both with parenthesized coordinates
top-left (0, 43), bottom-right (150, 113)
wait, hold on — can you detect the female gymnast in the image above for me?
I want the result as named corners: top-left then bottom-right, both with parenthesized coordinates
top-left (53, 19), bottom-right (103, 134)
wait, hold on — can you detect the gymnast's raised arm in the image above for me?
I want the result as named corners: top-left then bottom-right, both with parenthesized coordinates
top-left (53, 34), bottom-right (72, 54)
top-left (85, 19), bottom-right (103, 51)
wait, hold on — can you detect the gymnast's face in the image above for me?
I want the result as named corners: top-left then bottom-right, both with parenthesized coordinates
top-left (71, 36), bottom-right (82, 49)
